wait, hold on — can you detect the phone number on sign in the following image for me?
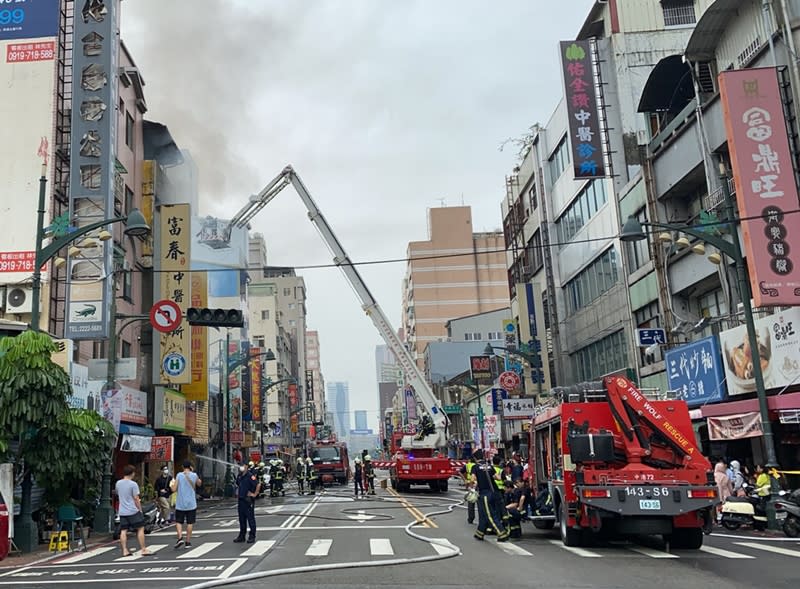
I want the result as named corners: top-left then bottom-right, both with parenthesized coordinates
top-left (7, 42), bottom-right (55, 63)
top-left (0, 260), bottom-right (34, 272)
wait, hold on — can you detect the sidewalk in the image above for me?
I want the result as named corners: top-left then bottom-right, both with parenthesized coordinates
top-left (1, 497), bottom-right (236, 570)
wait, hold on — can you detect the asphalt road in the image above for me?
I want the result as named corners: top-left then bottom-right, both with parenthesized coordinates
top-left (2, 479), bottom-right (798, 589)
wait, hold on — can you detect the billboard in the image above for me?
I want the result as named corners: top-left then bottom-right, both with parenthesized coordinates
top-left (664, 336), bottom-right (725, 408)
top-left (560, 40), bottom-right (605, 179)
top-left (719, 67), bottom-right (800, 307)
top-left (719, 306), bottom-right (800, 396)
top-left (157, 204), bottom-right (192, 384)
top-left (182, 270), bottom-right (208, 401)
top-left (469, 355), bottom-right (492, 382)
top-left (64, 0), bottom-right (119, 339)
top-left (0, 0), bottom-right (58, 287)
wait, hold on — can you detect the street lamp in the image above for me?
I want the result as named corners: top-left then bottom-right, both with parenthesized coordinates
top-left (620, 161), bottom-right (781, 514)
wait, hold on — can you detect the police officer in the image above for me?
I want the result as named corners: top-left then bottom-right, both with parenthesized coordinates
top-left (473, 450), bottom-right (509, 542)
top-left (234, 462), bottom-right (260, 544)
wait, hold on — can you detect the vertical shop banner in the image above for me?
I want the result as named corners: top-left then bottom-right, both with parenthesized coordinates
top-left (182, 268), bottom-right (208, 400)
top-left (665, 336), bottom-right (726, 407)
top-left (0, 0), bottom-right (59, 290)
top-left (240, 341), bottom-right (252, 421)
top-left (404, 386), bottom-right (417, 421)
top-left (65, 0), bottom-right (119, 339)
top-left (288, 382), bottom-right (299, 433)
top-left (101, 388), bottom-right (122, 432)
top-left (516, 283), bottom-right (552, 391)
top-left (228, 340), bottom-right (242, 432)
top-left (250, 346), bottom-right (263, 423)
top-left (719, 67), bottom-right (800, 307)
top-left (158, 204), bottom-right (192, 384)
top-left (560, 40), bottom-right (605, 179)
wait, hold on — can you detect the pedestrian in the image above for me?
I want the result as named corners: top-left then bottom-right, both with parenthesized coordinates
top-left (154, 465), bottom-right (172, 525)
top-left (234, 462), bottom-right (260, 544)
top-left (730, 460), bottom-right (746, 496)
top-left (353, 457), bottom-right (364, 497)
top-left (754, 464), bottom-right (771, 510)
top-left (115, 464), bottom-right (152, 557)
top-left (472, 450), bottom-right (509, 542)
top-left (171, 459), bottom-right (201, 549)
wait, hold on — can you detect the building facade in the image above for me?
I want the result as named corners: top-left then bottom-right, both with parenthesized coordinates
top-left (326, 381), bottom-right (351, 439)
top-left (305, 330), bottom-right (325, 427)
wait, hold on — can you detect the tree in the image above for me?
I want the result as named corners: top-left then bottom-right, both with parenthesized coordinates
top-left (0, 331), bottom-right (115, 508)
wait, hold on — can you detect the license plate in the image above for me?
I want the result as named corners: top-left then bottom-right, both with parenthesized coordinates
top-left (640, 499), bottom-right (661, 510)
top-left (776, 511), bottom-right (787, 520)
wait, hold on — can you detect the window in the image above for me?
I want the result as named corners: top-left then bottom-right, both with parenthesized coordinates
top-left (125, 112), bottom-right (134, 149)
top-left (487, 331), bottom-right (502, 340)
top-left (556, 180), bottom-right (607, 245)
top-left (261, 310), bottom-right (270, 320)
top-left (526, 231), bottom-right (543, 273)
top-left (289, 303), bottom-right (295, 310)
top-left (528, 183), bottom-right (538, 211)
top-left (565, 248), bottom-right (619, 314)
top-left (283, 288), bottom-right (291, 296)
top-left (289, 319), bottom-right (296, 327)
top-left (548, 135), bottom-right (570, 183)
top-left (662, 1), bottom-right (696, 27)
top-left (121, 269), bottom-right (132, 301)
top-left (254, 336), bottom-right (265, 348)
top-left (125, 185), bottom-right (134, 215)
top-left (121, 340), bottom-right (131, 360)
top-left (572, 330), bottom-right (628, 382)
top-left (464, 332), bottom-right (481, 341)
top-left (698, 289), bottom-right (727, 336)
top-left (93, 341), bottom-right (103, 359)
top-left (626, 208), bottom-right (651, 270)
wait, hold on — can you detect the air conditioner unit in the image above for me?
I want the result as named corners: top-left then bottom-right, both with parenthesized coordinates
top-left (5, 286), bottom-right (34, 314)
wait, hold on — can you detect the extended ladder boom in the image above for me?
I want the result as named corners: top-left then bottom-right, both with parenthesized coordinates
top-left (236, 166), bottom-right (448, 442)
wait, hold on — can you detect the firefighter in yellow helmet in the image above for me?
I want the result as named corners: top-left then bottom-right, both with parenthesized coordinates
top-left (363, 455), bottom-right (376, 495)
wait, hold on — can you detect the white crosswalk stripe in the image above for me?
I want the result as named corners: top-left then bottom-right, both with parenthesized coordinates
top-left (306, 538), bottom-right (333, 556)
top-left (699, 545), bottom-right (755, 559)
top-left (735, 542), bottom-right (800, 558)
top-left (548, 539), bottom-right (602, 557)
top-left (428, 538), bottom-right (459, 555)
top-left (178, 541), bottom-right (223, 559)
top-left (115, 543), bottom-right (168, 561)
top-left (370, 538), bottom-right (394, 555)
top-left (627, 546), bottom-right (678, 559)
top-left (241, 540), bottom-right (276, 556)
top-left (59, 546), bottom-right (116, 563)
top-left (495, 541), bottom-right (533, 556)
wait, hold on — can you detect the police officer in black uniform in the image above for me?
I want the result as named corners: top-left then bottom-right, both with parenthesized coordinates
top-left (234, 462), bottom-right (261, 544)
top-left (473, 450), bottom-right (509, 542)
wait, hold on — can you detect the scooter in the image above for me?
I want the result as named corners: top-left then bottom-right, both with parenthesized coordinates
top-left (112, 501), bottom-right (160, 540)
top-left (775, 488), bottom-right (800, 538)
top-left (720, 486), bottom-right (767, 531)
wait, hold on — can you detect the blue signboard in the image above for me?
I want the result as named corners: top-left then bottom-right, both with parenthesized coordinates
top-left (0, 0), bottom-right (60, 41)
top-left (491, 388), bottom-right (507, 413)
top-left (665, 335), bottom-right (726, 408)
top-left (636, 328), bottom-right (667, 346)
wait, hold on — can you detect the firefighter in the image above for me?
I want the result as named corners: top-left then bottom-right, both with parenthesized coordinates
top-left (268, 460), bottom-right (278, 497)
top-left (472, 450), bottom-right (509, 542)
top-left (363, 455), bottom-right (376, 495)
top-left (492, 455), bottom-right (511, 529)
top-left (505, 478), bottom-right (527, 539)
top-left (273, 459), bottom-right (285, 496)
top-left (459, 456), bottom-right (477, 524)
top-left (296, 457), bottom-right (306, 495)
top-left (306, 457), bottom-right (318, 494)
top-left (353, 457), bottom-right (365, 497)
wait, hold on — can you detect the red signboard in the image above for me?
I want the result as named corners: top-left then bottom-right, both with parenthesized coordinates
top-left (720, 67), bottom-right (800, 307)
top-left (470, 355), bottom-right (492, 382)
top-left (6, 41), bottom-right (55, 63)
top-left (288, 383), bottom-right (298, 409)
top-left (0, 251), bottom-right (36, 273)
top-left (224, 431), bottom-right (244, 443)
top-left (250, 347), bottom-right (262, 422)
top-left (147, 436), bottom-right (174, 462)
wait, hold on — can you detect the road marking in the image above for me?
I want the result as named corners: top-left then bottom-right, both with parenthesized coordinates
top-left (547, 540), bottom-right (601, 558)
top-left (429, 538), bottom-right (459, 555)
top-left (698, 545), bottom-right (755, 559)
top-left (369, 538), bottom-right (394, 555)
top-left (58, 546), bottom-right (116, 563)
top-left (348, 510), bottom-right (376, 523)
top-left (115, 544), bottom-right (167, 560)
top-left (628, 546), bottom-right (678, 559)
top-left (495, 541), bottom-right (533, 556)
top-left (735, 541), bottom-right (800, 557)
top-left (386, 487), bottom-right (436, 528)
top-left (213, 519), bottom-right (238, 527)
top-left (305, 539), bottom-right (333, 556)
top-left (241, 540), bottom-right (276, 556)
top-left (177, 541), bottom-right (223, 559)
top-left (219, 558), bottom-right (248, 579)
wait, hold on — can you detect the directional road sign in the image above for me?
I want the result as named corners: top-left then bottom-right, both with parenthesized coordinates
top-left (150, 299), bottom-right (182, 333)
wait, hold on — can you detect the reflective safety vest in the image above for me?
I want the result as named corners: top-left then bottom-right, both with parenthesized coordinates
top-left (493, 466), bottom-right (504, 490)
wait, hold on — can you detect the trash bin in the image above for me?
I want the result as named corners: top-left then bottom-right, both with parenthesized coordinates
top-left (0, 490), bottom-right (10, 561)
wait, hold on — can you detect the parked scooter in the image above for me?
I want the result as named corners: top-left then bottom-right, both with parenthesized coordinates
top-left (775, 488), bottom-right (800, 538)
top-left (720, 486), bottom-right (768, 531)
top-left (112, 501), bottom-right (159, 540)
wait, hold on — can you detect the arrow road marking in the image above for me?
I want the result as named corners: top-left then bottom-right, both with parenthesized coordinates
top-left (347, 510), bottom-right (376, 523)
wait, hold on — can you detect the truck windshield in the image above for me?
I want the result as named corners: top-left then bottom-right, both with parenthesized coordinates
top-left (312, 447), bottom-right (340, 462)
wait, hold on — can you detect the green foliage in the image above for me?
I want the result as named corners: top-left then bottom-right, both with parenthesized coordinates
top-left (140, 479), bottom-right (155, 502)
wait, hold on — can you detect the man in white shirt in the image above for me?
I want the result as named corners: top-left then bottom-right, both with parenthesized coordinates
top-left (171, 460), bottom-right (202, 548)
top-left (114, 465), bottom-right (151, 556)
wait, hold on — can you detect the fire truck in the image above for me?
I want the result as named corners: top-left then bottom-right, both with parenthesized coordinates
top-left (527, 375), bottom-right (717, 549)
top-left (384, 431), bottom-right (452, 492)
top-left (307, 435), bottom-right (350, 485)
top-left (220, 166), bottom-right (452, 492)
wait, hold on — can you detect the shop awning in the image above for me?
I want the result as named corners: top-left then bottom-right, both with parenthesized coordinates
top-left (700, 392), bottom-right (800, 418)
top-left (119, 424), bottom-right (156, 437)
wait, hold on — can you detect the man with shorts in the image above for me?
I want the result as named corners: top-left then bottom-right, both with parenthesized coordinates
top-left (170, 459), bottom-right (201, 548)
top-left (115, 465), bottom-right (151, 556)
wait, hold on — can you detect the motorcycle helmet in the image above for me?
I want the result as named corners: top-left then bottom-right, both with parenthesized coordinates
top-left (298, 457), bottom-right (304, 464)
top-left (364, 455), bottom-right (371, 462)
top-left (258, 461), bottom-right (265, 468)
top-left (354, 458), bottom-right (361, 464)
top-left (248, 461), bottom-right (255, 469)
top-left (306, 457), bottom-right (312, 464)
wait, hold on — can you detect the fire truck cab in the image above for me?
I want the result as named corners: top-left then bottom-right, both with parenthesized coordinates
top-left (308, 437), bottom-right (350, 485)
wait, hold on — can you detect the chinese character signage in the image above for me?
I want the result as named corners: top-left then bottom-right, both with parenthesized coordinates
top-left (491, 388), bottom-right (507, 412)
top-left (470, 355), bottom-right (492, 382)
top-left (157, 204), bottom-right (192, 384)
top-left (665, 336), bottom-right (725, 408)
top-left (720, 67), bottom-right (800, 307)
top-left (154, 387), bottom-right (186, 432)
top-left (502, 397), bottom-right (536, 420)
top-left (147, 436), bottom-right (174, 462)
top-left (516, 283), bottom-right (552, 392)
top-left (65, 0), bottom-right (119, 339)
top-left (708, 412), bottom-right (763, 441)
top-left (719, 306), bottom-right (800, 395)
top-left (560, 40), bottom-right (605, 179)
top-left (240, 341), bottom-right (252, 421)
top-left (0, 0), bottom-right (60, 42)
top-left (182, 271), bottom-right (208, 401)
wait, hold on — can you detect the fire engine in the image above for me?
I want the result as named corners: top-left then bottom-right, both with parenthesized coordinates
top-left (220, 166), bottom-right (452, 492)
top-left (527, 375), bottom-right (717, 549)
top-left (307, 435), bottom-right (350, 485)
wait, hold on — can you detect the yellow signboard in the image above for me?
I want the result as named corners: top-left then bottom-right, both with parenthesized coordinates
top-left (182, 271), bottom-right (208, 400)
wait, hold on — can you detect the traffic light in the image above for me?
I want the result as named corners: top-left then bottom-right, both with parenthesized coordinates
top-left (186, 307), bottom-right (244, 328)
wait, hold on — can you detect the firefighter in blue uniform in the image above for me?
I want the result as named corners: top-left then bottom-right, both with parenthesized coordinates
top-left (233, 462), bottom-right (260, 544)
top-left (472, 450), bottom-right (509, 542)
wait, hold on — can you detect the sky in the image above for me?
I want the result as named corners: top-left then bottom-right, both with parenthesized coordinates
top-left (121, 0), bottom-right (596, 431)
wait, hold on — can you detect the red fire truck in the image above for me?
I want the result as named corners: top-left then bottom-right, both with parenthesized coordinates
top-left (386, 431), bottom-right (452, 492)
top-left (527, 375), bottom-right (717, 549)
top-left (308, 436), bottom-right (350, 485)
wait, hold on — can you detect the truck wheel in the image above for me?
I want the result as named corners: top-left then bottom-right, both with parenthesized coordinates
top-left (533, 520), bottom-right (555, 530)
top-left (390, 477), bottom-right (397, 489)
top-left (428, 482), bottom-right (438, 491)
top-left (667, 528), bottom-right (703, 550)
top-left (559, 505), bottom-right (582, 547)
top-left (438, 480), bottom-right (448, 493)
top-left (783, 516), bottom-right (800, 538)
top-left (721, 520), bottom-right (740, 531)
